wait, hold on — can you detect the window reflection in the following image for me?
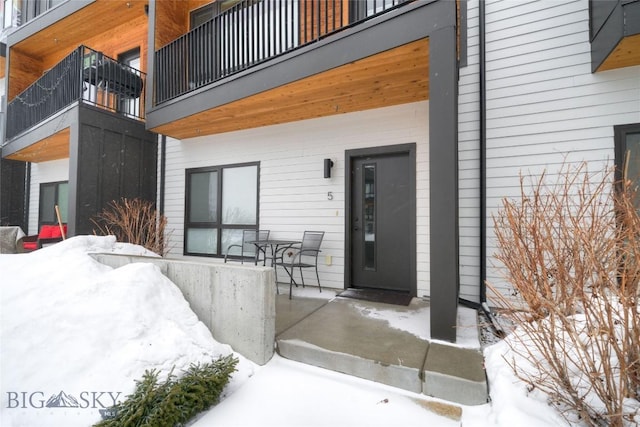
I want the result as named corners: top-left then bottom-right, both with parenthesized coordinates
top-left (189, 171), bottom-right (218, 222)
top-left (222, 165), bottom-right (257, 224)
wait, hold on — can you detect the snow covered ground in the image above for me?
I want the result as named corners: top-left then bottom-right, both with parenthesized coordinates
top-left (0, 236), bottom-right (569, 426)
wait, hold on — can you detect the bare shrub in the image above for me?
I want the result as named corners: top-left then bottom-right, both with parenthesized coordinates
top-left (488, 162), bottom-right (640, 426)
top-left (92, 198), bottom-right (170, 256)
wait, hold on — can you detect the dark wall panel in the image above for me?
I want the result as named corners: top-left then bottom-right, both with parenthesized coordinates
top-left (123, 134), bottom-right (143, 197)
top-left (75, 106), bottom-right (157, 235)
top-left (0, 158), bottom-right (27, 228)
top-left (101, 129), bottom-right (125, 207)
top-left (77, 123), bottom-right (101, 234)
top-left (142, 139), bottom-right (157, 202)
top-left (590, 0), bottom-right (618, 40)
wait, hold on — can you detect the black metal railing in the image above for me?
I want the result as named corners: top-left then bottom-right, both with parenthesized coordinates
top-left (154, 0), bottom-right (408, 105)
top-left (6, 46), bottom-right (145, 140)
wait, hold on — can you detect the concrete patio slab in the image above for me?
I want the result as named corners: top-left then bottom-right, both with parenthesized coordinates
top-left (277, 297), bottom-right (430, 393)
top-left (423, 343), bottom-right (488, 405)
top-left (275, 294), bottom-right (489, 405)
top-left (276, 295), bottom-right (328, 335)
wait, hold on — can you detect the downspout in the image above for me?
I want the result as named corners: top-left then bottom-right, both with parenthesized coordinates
top-left (479, 0), bottom-right (487, 305)
top-left (459, 0), bottom-right (487, 310)
top-left (24, 162), bottom-right (31, 232)
top-left (159, 135), bottom-right (166, 216)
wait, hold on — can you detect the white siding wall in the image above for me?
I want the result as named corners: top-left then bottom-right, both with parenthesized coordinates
top-left (475, 0), bottom-right (640, 298)
top-left (28, 159), bottom-right (69, 235)
top-left (163, 101), bottom-right (431, 297)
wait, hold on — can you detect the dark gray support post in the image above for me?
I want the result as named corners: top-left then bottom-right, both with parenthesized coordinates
top-left (67, 121), bottom-right (79, 237)
top-left (429, 24), bottom-right (459, 342)
top-left (146, 0), bottom-right (156, 115)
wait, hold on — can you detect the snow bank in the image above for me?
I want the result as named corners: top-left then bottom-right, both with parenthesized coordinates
top-left (483, 340), bottom-right (568, 426)
top-left (0, 236), bottom-right (255, 427)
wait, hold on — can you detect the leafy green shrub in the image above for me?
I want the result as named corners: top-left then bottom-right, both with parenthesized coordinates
top-left (95, 355), bottom-right (238, 427)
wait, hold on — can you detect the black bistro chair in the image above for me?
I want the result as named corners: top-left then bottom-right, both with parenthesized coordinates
top-left (224, 229), bottom-right (270, 265)
top-left (275, 231), bottom-right (324, 299)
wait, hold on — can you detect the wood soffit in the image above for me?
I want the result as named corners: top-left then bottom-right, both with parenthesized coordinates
top-left (12, 0), bottom-right (148, 59)
top-left (5, 128), bottom-right (70, 163)
top-left (152, 38), bottom-right (430, 140)
top-left (597, 34), bottom-right (640, 72)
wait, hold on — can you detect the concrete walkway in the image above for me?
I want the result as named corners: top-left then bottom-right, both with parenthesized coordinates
top-left (275, 290), bottom-right (488, 406)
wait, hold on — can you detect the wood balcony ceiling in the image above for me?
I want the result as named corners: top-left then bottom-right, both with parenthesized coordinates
top-left (5, 128), bottom-right (70, 163)
top-left (151, 38), bottom-right (430, 140)
top-left (12, 0), bottom-right (147, 59)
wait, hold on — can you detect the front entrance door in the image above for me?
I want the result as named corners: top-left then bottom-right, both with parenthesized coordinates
top-left (347, 144), bottom-right (416, 294)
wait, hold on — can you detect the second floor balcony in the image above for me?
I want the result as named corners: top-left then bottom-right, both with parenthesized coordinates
top-left (154, 0), bottom-right (411, 106)
top-left (6, 45), bottom-right (145, 141)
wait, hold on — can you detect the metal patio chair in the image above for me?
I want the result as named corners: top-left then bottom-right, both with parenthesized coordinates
top-left (224, 229), bottom-right (270, 265)
top-left (275, 231), bottom-right (324, 299)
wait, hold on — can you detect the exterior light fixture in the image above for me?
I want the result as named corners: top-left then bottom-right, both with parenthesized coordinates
top-left (324, 158), bottom-right (334, 178)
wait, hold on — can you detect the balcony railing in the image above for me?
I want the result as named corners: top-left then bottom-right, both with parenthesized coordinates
top-left (3, 0), bottom-right (62, 30)
top-left (154, 0), bottom-right (408, 105)
top-left (6, 46), bottom-right (145, 141)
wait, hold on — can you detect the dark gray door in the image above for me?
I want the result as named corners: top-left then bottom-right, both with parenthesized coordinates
top-left (350, 151), bottom-right (413, 292)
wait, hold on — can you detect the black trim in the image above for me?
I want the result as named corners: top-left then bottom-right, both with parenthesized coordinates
top-left (614, 122), bottom-right (640, 183)
top-left (24, 162), bottom-right (31, 229)
top-left (479, 0), bottom-right (487, 304)
top-left (345, 143), bottom-right (417, 298)
top-left (146, 0), bottom-right (156, 121)
top-left (159, 135), bottom-right (166, 216)
top-left (459, 0), bottom-right (468, 68)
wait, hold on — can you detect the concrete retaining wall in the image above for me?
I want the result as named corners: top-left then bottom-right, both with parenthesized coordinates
top-left (91, 253), bottom-right (276, 365)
